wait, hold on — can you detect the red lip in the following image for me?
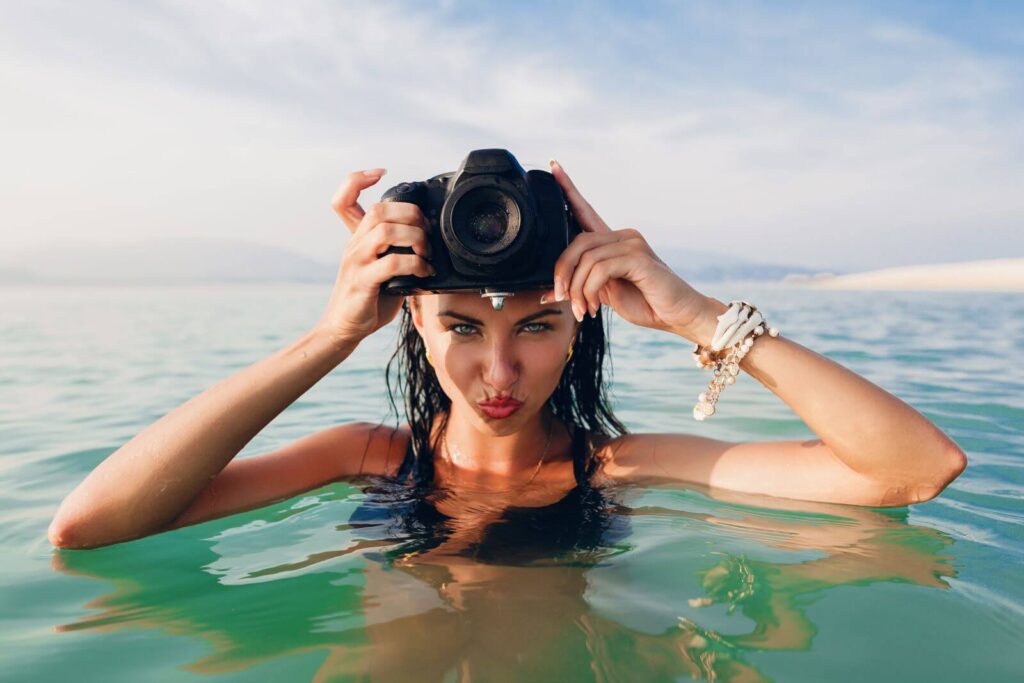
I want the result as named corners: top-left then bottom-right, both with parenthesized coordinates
top-left (478, 396), bottom-right (523, 419)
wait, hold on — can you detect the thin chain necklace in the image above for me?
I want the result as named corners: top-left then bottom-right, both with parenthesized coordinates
top-left (442, 413), bottom-right (554, 491)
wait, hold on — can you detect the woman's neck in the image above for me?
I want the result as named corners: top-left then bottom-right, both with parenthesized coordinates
top-left (435, 407), bottom-right (568, 479)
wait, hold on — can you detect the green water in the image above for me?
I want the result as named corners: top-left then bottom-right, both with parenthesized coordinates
top-left (2, 283), bottom-right (1022, 681)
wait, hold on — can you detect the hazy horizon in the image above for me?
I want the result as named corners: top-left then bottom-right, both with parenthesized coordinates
top-left (2, 1), bottom-right (1022, 272)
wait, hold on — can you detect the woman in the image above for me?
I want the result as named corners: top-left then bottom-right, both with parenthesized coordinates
top-left (47, 160), bottom-right (967, 550)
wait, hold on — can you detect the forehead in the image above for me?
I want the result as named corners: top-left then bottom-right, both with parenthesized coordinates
top-left (418, 291), bottom-right (551, 320)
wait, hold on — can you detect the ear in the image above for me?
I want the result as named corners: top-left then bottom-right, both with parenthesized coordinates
top-left (408, 295), bottom-right (425, 332)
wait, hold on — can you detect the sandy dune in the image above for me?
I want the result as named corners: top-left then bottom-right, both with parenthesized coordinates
top-left (785, 258), bottom-right (1024, 292)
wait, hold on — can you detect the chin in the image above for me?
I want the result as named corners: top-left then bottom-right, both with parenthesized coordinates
top-left (475, 408), bottom-right (534, 435)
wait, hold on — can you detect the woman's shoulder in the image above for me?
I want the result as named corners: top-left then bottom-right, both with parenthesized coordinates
top-left (344, 421), bottom-right (413, 479)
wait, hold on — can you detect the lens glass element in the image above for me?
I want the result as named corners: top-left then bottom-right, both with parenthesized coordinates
top-left (467, 202), bottom-right (508, 245)
top-left (450, 186), bottom-right (521, 256)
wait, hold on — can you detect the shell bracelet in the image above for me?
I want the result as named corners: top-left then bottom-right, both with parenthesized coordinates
top-left (691, 300), bottom-right (779, 421)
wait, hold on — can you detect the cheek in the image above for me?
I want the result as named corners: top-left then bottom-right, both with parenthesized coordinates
top-left (528, 339), bottom-right (572, 385)
top-left (431, 342), bottom-right (473, 392)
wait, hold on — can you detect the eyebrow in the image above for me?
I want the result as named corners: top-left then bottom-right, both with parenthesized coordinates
top-left (437, 308), bottom-right (563, 326)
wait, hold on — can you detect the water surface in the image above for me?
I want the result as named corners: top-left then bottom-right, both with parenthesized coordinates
top-left (2, 283), bottom-right (1022, 681)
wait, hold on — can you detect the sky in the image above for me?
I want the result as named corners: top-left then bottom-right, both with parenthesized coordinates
top-left (1, 0), bottom-right (1022, 272)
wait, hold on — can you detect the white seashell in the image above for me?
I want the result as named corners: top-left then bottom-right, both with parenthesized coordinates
top-left (698, 392), bottom-right (706, 402)
top-left (702, 402), bottom-right (715, 416)
top-left (713, 310), bottom-right (751, 351)
top-left (715, 305), bottom-right (741, 328)
top-left (769, 327), bottom-right (779, 337)
top-left (726, 375), bottom-right (735, 384)
top-left (693, 406), bottom-right (706, 421)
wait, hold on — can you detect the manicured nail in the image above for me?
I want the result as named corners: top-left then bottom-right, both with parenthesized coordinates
top-left (571, 301), bottom-right (584, 322)
top-left (588, 302), bottom-right (597, 318)
top-left (548, 158), bottom-right (558, 170)
top-left (362, 168), bottom-right (386, 177)
top-left (539, 292), bottom-right (552, 305)
top-left (554, 277), bottom-right (566, 302)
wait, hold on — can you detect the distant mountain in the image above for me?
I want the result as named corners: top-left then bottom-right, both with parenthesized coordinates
top-left (0, 238), bottom-right (337, 285)
top-left (653, 245), bottom-right (837, 282)
top-left (0, 239), bottom-right (830, 285)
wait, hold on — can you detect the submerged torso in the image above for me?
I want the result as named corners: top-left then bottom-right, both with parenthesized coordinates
top-left (348, 423), bottom-right (627, 566)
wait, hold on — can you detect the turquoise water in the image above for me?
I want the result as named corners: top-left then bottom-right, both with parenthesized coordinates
top-left (2, 283), bottom-right (1022, 681)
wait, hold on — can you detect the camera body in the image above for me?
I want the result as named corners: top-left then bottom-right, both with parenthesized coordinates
top-left (379, 148), bottom-right (579, 296)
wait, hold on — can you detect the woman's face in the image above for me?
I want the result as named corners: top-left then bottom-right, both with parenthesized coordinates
top-left (410, 292), bottom-right (578, 435)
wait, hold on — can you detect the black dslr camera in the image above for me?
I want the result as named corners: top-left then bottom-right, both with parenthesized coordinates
top-left (379, 148), bottom-right (580, 309)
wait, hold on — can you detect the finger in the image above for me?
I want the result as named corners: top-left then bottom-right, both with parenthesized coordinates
top-left (353, 201), bottom-right (428, 240)
top-left (567, 242), bottom-right (639, 320)
top-left (331, 168), bottom-right (387, 232)
top-left (552, 229), bottom-right (637, 303)
top-left (362, 252), bottom-right (436, 287)
top-left (548, 159), bottom-right (611, 233)
top-left (361, 223), bottom-right (432, 262)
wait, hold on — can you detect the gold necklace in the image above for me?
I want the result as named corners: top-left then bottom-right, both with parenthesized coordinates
top-left (442, 413), bottom-right (554, 491)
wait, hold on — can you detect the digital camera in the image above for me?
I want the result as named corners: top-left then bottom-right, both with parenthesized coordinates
top-left (378, 148), bottom-right (580, 305)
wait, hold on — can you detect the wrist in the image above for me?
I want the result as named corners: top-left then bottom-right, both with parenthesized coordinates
top-left (671, 296), bottom-right (729, 347)
top-left (309, 323), bottom-right (361, 360)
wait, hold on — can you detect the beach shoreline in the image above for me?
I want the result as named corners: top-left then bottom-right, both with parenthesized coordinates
top-left (784, 258), bottom-right (1024, 292)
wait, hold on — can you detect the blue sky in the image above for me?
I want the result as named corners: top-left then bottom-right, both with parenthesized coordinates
top-left (1, 1), bottom-right (1022, 271)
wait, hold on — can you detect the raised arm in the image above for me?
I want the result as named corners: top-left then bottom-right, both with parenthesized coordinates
top-left (595, 301), bottom-right (966, 506)
top-left (47, 329), bottom-right (358, 550)
top-left (544, 159), bottom-right (966, 507)
top-left (678, 298), bottom-right (966, 502)
top-left (48, 169), bottom-right (434, 548)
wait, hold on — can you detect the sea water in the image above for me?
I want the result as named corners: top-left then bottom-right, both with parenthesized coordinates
top-left (1, 282), bottom-right (1021, 681)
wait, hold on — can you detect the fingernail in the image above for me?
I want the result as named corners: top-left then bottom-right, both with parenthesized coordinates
top-left (362, 168), bottom-right (386, 177)
top-left (539, 292), bottom-right (551, 305)
top-left (572, 301), bottom-right (584, 322)
top-left (554, 277), bottom-right (566, 302)
top-left (589, 303), bottom-right (597, 318)
top-left (549, 158), bottom-right (559, 170)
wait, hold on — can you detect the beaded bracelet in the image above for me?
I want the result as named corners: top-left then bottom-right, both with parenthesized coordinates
top-left (691, 300), bottom-right (779, 421)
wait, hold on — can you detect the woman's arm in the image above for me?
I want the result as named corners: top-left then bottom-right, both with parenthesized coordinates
top-left (596, 298), bottom-right (966, 506)
top-left (48, 328), bottom-right (357, 549)
top-left (49, 168), bottom-right (434, 549)
top-left (681, 296), bottom-right (967, 495)
top-left (544, 159), bottom-right (965, 506)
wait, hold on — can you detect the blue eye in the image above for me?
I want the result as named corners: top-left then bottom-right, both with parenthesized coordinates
top-left (450, 323), bottom-right (477, 336)
top-left (446, 322), bottom-right (551, 336)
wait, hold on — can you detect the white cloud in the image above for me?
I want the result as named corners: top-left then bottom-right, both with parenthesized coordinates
top-left (1, 1), bottom-right (1021, 271)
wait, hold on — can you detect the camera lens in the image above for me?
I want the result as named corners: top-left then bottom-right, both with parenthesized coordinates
top-left (467, 202), bottom-right (508, 244)
top-left (451, 187), bottom-right (521, 255)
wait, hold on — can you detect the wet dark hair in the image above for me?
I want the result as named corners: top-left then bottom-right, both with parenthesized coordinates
top-left (382, 295), bottom-right (629, 487)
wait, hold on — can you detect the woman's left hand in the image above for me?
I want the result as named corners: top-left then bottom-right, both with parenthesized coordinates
top-left (544, 160), bottom-right (712, 337)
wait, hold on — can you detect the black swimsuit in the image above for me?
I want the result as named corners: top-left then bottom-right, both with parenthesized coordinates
top-left (349, 424), bottom-right (628, 566)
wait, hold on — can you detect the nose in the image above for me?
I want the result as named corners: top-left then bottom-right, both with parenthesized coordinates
top-left (484, 338), bottom-right (519, 392)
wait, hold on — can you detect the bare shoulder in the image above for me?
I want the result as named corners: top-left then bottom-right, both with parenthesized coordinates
top-left (354, 421), bottom-right (413, 479)
top-left (590, 431), bottom-right (915, 507)
top-left (164, 421), bottom-right (412, 532)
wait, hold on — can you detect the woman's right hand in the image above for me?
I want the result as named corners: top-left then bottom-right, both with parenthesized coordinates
top-left (317, 168), bottom-right (435, 346)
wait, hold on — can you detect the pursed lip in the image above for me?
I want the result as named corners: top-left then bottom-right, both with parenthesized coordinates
top-left (477, 396), bottom-right (524, 419)
top-left (478, 396), bottom-right (523, 408)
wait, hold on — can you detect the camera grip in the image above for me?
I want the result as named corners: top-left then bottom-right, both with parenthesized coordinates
top-left (379, 181), bottom-right (426, 290)
top-left (379, 182), bottom-right (422, 257)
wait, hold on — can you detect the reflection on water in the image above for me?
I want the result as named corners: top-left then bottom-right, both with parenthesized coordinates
top-left (52, 479), bottom-right (958, 682)
top-left (17, 284), bottom-right (1020, 681)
